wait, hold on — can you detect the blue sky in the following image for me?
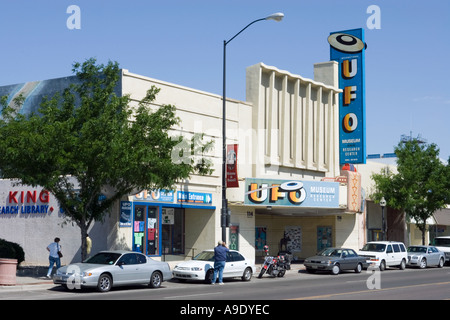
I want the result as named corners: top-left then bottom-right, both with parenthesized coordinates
top-left (1, 1), bottom-right (449, 160)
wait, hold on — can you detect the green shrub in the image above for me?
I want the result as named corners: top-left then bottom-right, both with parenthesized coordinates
top-left (0, 238), bottom-right (25, 265)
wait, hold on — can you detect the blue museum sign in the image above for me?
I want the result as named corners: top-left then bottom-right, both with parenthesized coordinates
top-left (329, 28), bottom-right (367, 164)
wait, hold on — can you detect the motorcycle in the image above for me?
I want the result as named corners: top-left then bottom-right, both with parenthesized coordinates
top-left (257, 245), bottom-right (290, 278)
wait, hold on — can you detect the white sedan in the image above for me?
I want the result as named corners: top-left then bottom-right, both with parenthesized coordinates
top-left (172, 249), bottom-right (255, 283)
top-left (53, 251), bottom-right (172, 292)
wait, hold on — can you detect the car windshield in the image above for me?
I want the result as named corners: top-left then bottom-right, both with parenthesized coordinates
top-left (84, 252), bottom-right (122, 265)
top-left (408, 246), bottom-right (427, 253)
top-left (434, 238), bottom-right (450, 247)
top-left (193, 251), bottom-right (215, 261)
top-left (361, 243), bottom-right (386, 252)
top-left (317, 248), bottom-right (341, 257)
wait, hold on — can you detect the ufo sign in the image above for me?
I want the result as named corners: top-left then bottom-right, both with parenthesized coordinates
top-left (329, 28), bottom-right (367, 165)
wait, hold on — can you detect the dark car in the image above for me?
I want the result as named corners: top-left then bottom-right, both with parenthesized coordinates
top-left (304, 248), bottom-right (369, 275)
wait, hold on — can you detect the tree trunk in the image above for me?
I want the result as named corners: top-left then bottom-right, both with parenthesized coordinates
top-left (418, 221), bottom-right (427, 245)
top-left (80, 224), bottom-right (88, 261)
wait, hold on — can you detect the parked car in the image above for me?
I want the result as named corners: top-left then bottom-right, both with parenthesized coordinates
top-left (358, 241), bottom-right (407, 271)
top-left (432, 236), bottom-right (450, 265)
top-left (53, 250), bottom-right (172, 292)
top-left (172, 249), bottom-right (255, 283)
top-left (407, 245), bottom-right (445, 268)
top-left (304, 248), bottom-right (369, 275)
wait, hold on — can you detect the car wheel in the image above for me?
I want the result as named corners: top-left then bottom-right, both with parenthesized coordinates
top-left (331, 264), bottom-right (340, 275)
top-left (419, 258), bottom-right (427, 269)
top-left (97, 273), bottom-right (112, 292)
top-left (379, 260), bottom-right (386, 271)
top-left (399, 259), bottom-right (406, 270)
top-left (355, 263), bottom-right (362, 273)
top-left (242, 267), bottom-right (252, 281)
top-left (438, 257), bottom-right (444, 268)
top-left (205, 269), bottom-right (214, 284)
top-left (149, 271), bottom-right (162, 288)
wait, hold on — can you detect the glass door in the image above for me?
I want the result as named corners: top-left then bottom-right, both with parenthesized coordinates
top-left (133, 205), bottom-right (160, 256)
top-left (147, 207), bottom-right (159, 255)
top-left (133, 206), bottom-right (146, 253)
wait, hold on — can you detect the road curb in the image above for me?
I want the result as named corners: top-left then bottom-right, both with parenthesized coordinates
top-left (0, 282), bottom-right (55, 292)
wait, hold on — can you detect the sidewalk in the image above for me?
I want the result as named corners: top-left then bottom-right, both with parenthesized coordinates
top-left (0, 266), bottom-right (55, 292)
top-left (0, 276), bottom-right (54, 292)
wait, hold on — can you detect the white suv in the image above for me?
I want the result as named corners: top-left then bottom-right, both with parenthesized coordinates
top-left (359, 241), bottom-right (408, 271)
top-left (433, 236), bottom-right (450, 265)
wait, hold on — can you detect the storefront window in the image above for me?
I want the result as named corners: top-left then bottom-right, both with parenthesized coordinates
top-left (255, 226), bottom-right (267, 250)
top-left (133, 206), bottom-right (146, 254)
top-left (317, 226), bottom-right (332, 252)
top-left (229, 225), bottom-right (239, 250)
top-left (132, 204), bottom-right (186, 256)
top-left (133, 206), bottom-right (159, 256)
top-left (162, 208), bottom-right (184, 254)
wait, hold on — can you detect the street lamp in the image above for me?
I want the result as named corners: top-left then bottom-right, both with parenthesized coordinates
top-left (379, 197), bottom-right (386, 241)
top-left (221, 12), bottom-right (284, 242)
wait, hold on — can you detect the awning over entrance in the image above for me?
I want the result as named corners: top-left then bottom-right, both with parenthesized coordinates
top-left (254, 206), bottom-right (348, 217)
top-left (433, 209), bottom-right (450, 226)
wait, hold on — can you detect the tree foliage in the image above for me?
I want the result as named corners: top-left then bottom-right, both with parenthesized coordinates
top-left (371, 139), bottom-right (450, 244)
top-left (0, 58), bottom-right (213, 260)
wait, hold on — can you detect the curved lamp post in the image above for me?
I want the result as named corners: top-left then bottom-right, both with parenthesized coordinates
top-left (221, 12), bottom-right (284, 242)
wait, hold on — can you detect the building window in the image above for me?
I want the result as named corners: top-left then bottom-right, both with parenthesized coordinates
top-left (162, 208), bottom-right (185, 254)
top-left (133, 205), bottom-right (185, 256)
top-left (133, 206), bottom-right (160, 255)
top-left (368, 229), bottom-right (382, 242)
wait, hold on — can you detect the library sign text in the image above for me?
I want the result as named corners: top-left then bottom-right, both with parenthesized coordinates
top-left (0, 190), bottom-right (53, 215)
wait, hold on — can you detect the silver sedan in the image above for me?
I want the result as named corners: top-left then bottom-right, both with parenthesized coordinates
top-left (407, 246), bottom-right (445, 269)
top-left (53, 250), bottom-right (172, 292)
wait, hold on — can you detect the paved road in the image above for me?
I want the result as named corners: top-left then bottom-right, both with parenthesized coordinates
top-left (1, 266), bottom-right (449, 301)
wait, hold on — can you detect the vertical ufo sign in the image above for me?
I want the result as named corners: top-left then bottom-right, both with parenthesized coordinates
top-left (328, 29), bottom-right (367, 165)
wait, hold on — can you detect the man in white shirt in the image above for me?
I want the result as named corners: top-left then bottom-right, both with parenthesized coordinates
top-left (46, 237), bottom-right (61, 278)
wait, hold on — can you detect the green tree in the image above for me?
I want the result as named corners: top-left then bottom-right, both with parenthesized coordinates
top-left (0, 58), bottom-right (213, 260)
top-left (371, 139), bottom-right (450, 244)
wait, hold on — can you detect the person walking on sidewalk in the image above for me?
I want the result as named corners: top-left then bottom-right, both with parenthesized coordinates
top-left (211, 240), bottom-right (229, 285)
top-left (46, 237), bottom-right (61, 278)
